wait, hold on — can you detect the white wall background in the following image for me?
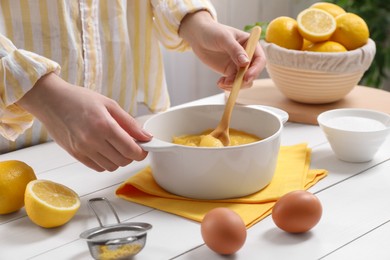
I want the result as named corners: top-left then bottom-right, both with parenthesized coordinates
top-left (162, 0), bottom-right (318, 107)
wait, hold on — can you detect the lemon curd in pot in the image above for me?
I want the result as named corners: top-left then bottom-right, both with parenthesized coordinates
top-left (172, 128), bottom-right (261, 147)
top-left (139, 104), bottom-right (285, 199)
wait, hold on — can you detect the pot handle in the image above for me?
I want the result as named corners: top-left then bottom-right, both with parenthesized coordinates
top-left (246, 105), bottom-right (289, 124)
top-left (137, 137), bottom-right (176, 152)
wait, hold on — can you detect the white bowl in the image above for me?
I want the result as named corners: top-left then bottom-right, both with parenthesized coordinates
top-left (317, 109), bottom-right (390, 163)
top-left (261, 39), bottom-right (376, 104)
top-left (139, 104), bottom-right (288, 200)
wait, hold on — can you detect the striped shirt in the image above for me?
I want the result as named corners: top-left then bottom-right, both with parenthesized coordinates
top-left (0, 0), bottom-right (216, 153)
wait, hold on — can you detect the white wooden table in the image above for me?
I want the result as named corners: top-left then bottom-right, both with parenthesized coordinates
top-left (1, 93), bottom-right (390, 260)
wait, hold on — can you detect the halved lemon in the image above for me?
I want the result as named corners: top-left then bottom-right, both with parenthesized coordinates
top-left (25, 180), bottom-right (80, 228)
top-left (297, 8), bottom-right (336, 43)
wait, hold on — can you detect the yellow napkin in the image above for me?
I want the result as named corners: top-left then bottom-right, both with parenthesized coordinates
top-left (116, 143), bottom-right (327, 227)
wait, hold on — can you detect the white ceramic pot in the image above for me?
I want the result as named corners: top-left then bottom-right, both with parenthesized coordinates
top-left (139, 104), bottom-right (288, 200)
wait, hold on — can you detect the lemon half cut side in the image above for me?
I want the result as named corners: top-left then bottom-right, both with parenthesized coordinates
top-left (297, 8), bottom-right (336, 43)
top-left (24, 179), bottom-right (80, 228)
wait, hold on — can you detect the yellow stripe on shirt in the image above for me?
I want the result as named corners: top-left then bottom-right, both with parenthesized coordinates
top-left (117, 3), bottom-right (128, 109)
top-left (100, 0), bottom-right (114, 98)
top-left (20, 0), bottom-right (34, 50)
top-left (2, 57), bottom-right (25, 103)
top-left (68, 1), bottom-right (84, 86)
top-left (56, 1), bottom-right (70, 82)
top-left (35, 0), bottom-right (51, 145)
top-left (132, 0), bottom-right (141, 103)
top-left (1, 0), bottom-right (14, 41)
top-left (39, 1), bottom-right (51, 58)
top-left (144, 2), bottom-right (160, 110)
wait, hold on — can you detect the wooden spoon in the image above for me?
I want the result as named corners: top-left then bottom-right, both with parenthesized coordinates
top-left (209, 26), bottom-right (262, 146)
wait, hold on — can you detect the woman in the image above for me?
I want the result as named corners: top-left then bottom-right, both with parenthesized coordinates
top-left (0, 0), bottom-right (265, 171)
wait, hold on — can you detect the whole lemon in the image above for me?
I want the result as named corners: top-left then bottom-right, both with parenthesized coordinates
top-left (310, 2), bottom-right (346, 18)
top-left (0, 160), bottom-right (37, 214)
top-left (266, 16), bottom-right (303, 50)
top-left (301, 39), bottom-right (313, 50)
top-left (306, 41), bottom-right (347, 52)
top-left (331, 13), bottom-right (369, 50)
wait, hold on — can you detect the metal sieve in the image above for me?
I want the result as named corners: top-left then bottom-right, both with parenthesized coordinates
top-left (80, 197), bottom-right (152, 259)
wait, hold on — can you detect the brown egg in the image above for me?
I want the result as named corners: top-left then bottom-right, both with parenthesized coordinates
top-left (272, 190), bottom-right (322, 233)
top-left (201, 207), bottom-right (247, 255)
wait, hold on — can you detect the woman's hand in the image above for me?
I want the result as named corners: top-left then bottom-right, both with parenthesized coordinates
top-left (17, 73), bottom-right (152, 172)
top-left (179, 11), bottom-right (266, 90)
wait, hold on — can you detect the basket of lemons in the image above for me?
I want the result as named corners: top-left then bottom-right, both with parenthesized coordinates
top-left (259, 2), bottom-right (376, 104)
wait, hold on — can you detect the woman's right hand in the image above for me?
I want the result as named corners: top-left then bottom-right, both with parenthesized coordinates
top-left (17, 73), bottom-right (152, 172)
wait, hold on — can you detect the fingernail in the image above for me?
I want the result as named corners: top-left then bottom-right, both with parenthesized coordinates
top-left (141, 128), bottom-right (153, 138)
top-left (245, 75), bottom-right (254, 83)
top-left (217, 78), bottom-right (224, 85)
top-left (224, 78), bottom-right (233, 86)
top-left (238, 54), bottom-right (249, 64)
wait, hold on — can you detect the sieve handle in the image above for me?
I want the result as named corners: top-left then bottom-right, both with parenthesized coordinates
top-left (88, 197), bottom-right (121, 227)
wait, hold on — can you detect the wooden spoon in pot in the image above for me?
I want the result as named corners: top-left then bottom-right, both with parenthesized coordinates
top-left (209, 26), bottom-right (262, 146)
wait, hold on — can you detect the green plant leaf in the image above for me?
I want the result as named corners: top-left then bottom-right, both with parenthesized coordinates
top-left (326, 0), bottom-right (390, 89)
top-left (244, 22), bottom-right (268, 40)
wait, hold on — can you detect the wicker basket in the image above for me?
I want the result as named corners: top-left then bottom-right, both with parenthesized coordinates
top-left (260, 39), bottom-right (376, 104)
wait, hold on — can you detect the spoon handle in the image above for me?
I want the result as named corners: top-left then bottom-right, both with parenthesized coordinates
top-left (222, 26), bottom-right (262, 129)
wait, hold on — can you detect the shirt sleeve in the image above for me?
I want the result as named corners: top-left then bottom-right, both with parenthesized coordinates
top-left (151, 0), bottom-right (217, 51)
top-left (0, 33), bottom-right (60, 141)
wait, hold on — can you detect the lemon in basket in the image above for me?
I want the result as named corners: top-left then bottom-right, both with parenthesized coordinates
top-left (25, 179), bottom-right (80, 228)
top-left (297, 8), bottom-right (336, 43)
top-left (306, 41), bottom-right (347, 52)
top-left (0, 160), bottom-right (37, 214)
top-left (310, 2), bottom-right (346, 18)
top-left (331, 13), bottom-right (369, 50)
top-left (265, 16), bottom-right (303, 50)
